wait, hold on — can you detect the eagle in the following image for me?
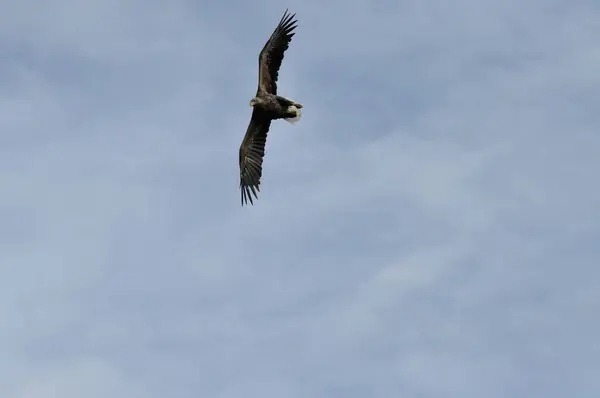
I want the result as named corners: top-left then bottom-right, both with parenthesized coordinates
top-left (238, 9), bottom-right (302, 206)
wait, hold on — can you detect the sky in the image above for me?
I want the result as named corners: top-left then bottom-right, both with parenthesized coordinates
top-left (1, 0), bottom-right (599, 397)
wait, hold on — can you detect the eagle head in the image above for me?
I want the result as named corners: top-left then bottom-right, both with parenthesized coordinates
top-left (249, 97), bottom-right (262, 107)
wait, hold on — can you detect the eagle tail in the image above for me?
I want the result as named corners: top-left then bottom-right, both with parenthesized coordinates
top-left (284, 105), bottom-right (302, 124)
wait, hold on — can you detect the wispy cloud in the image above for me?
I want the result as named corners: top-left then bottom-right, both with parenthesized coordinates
top-left (1, 0), bottom-right (599, 397)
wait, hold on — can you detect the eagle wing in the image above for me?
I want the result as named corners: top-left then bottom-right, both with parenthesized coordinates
top-left (239, 107), bottom-right (272, 206)
top-left (257, 9), bottom-right (298, 95)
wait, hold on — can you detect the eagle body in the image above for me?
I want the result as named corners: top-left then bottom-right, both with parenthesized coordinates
top-left (238, 10), bottom-right (302, 206)
top-left (249, 94), bottom-right (302, 121)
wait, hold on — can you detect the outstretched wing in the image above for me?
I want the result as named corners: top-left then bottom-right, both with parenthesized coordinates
top-left (239, 108), bottom-right (272, 206)
top-left (257, 9), bottom-right (298, 95)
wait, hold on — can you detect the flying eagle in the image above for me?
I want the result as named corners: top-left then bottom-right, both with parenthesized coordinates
top-left (239, 9), bottom-right (302, 206)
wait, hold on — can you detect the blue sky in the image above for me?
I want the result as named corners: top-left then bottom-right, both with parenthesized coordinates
top-left (1, 0), bottom-right (599, 396)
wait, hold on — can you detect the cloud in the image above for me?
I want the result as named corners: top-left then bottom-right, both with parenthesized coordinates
top-left (1, 0), bottom-right (599, 397)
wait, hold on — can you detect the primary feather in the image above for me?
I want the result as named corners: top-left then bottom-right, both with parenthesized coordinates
top-left (239, 109), bottom-right (272, 206)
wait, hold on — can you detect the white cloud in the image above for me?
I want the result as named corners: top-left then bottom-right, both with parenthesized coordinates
top-left (9, 359), bottom-right (145, 398)
top-left (0, 0), bottom-right (599, 397)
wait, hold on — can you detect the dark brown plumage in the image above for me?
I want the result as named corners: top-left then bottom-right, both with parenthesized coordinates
top-left (239, 9), bottom-right (302, 206)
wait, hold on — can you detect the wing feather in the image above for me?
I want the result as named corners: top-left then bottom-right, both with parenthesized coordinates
top-left (239, 108), bottom-right (272, 206)
top-left (257, 9), bottom-right (298, 95)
